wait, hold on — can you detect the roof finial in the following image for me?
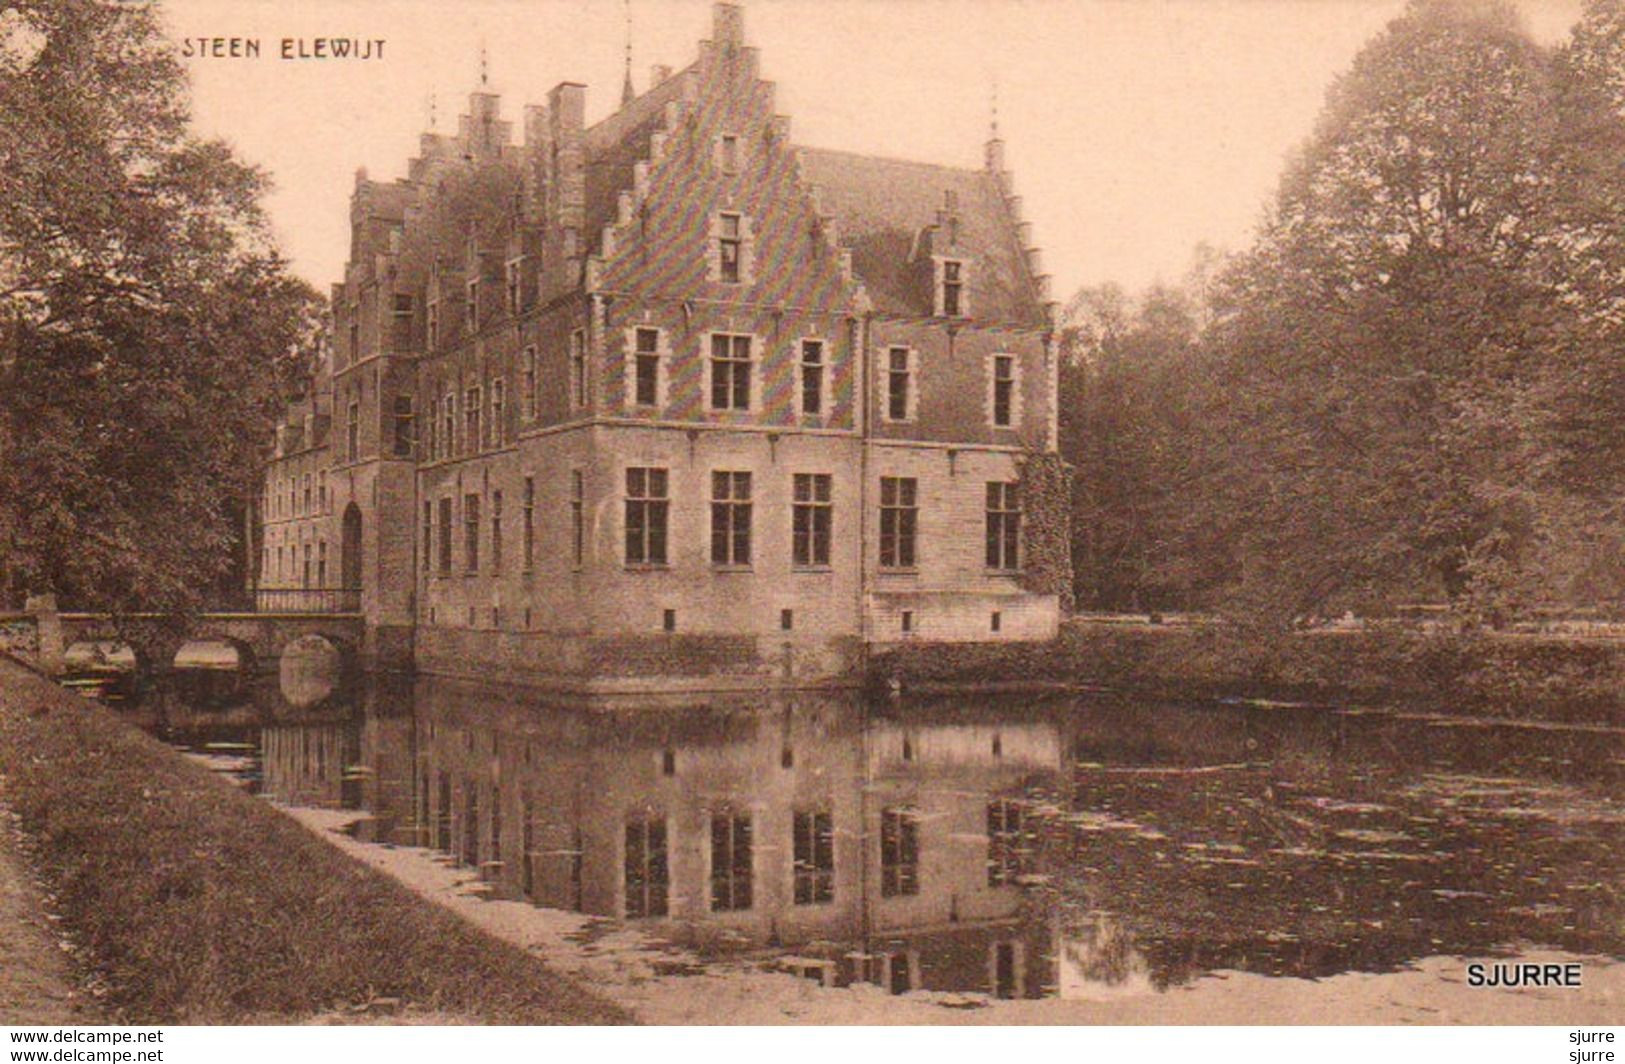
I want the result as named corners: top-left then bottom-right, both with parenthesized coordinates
top-left (621, 0), bottom-right (636, 107)
top-left (429, 91), bottom-right (437, 130)
top-left (479, 39), bottom-right (489, 87)
top-left (985, 75), bottom-right (1006, 174)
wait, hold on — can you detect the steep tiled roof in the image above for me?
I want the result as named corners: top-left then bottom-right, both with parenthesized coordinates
top-left (582, 67), bottom-right (695, 253)
top-left (795, 147), bottom-right (1045, 327)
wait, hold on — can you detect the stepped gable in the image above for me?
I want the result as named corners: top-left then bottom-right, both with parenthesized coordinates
top-left (794, 146), bottom-right (1047, 328)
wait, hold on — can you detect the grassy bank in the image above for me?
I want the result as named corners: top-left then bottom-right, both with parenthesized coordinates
top-left (876, 621), bottom-right (1625, 724)
top-left (0, 657), bottom-right (630, 1024)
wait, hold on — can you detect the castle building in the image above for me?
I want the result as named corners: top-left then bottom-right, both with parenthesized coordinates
top-left (256, 4), bottom-right (1069, 690)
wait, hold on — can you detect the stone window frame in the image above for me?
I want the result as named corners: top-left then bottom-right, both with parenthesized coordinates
top-left (437, 496), bottom-right (454, 575)
top-left (715, 131), bottom-right (742, 176)
top-left (463, 384), bottom-right (482, 455)
top-left (623, 465), bottom-right (671, 569)
top-left (709, 469), bottom-right (753, 569)
top-left (882, 345), bottom-right (918, 425)
top-left (427, 261), bottom-right (442, 350)
top-left (570, 328), bottom-right (589, 410)
top-left (570, 469), bottom-right (586, 570)
top-left (791, 472), bottom-right (833, 570)
top-left (878, 475), bottom-right (919, 571)
top-left (791, 808), bottom-right (835, 906)
top-left (624, 815), bottom-right (670, 919)
top-left (987, 351), bottom-right (1022, 431)
top-left (504, 254), bottom-right (525, 317)
top-left (986, 480), bottom-right (1021, 573)
top-left (986, 797), bottom-right (1029, 887)
top-left (488, 377), bottom-right (505, 448)
top-left (625, 325), bottom-right (669, 410)
top-left (522, 345), bottom-right (538, 419)
top-left (462, 491), bottom-right (481, 574)
top-left (705, 329), bottom-right (758, 413)
top-left (796, 336), bottom-right (826, 420)
top-left (490, 488), bottom-right (504, 575)
top-left (879, 806), bottom-right (921, 897)
top-left (709, 210), bottom-right (754, 286)
top-left (422, 499), bottom-right (433, 573)
top-left (346, 399), bottom-right (360, 463)
top-left (521, 475), bottom-right (536, 574)
top-left (392, 395), bottom-right (415, 458)
top-left (934, 256), bottom-right (970, 319)
top-left (708, 809), bottom-right (754, 913)
top-left (442, 390), bottom-right (456, 459)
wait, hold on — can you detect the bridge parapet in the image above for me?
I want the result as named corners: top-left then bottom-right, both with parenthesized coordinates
top-left (51, 611), bottom-right (365, 677)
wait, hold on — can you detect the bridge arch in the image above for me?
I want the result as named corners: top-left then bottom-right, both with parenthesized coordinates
top-left (278, 632), bottom-right (353, 709)
top-left (170, 637), bottom-right (257, 703)
top-left (63, 639), bottom-right (142, 674)
top-left (61, 639), bottom-right (144, 700)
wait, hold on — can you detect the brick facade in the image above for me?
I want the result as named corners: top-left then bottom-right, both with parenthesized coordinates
top-left (256, 3), bottom-right (1068, 689)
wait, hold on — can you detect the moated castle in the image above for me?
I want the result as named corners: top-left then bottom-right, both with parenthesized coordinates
top-left (256, 4), bottom-right (1070, 690)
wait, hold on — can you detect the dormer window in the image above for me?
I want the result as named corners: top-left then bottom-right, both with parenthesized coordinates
top-left (938, 259), bottom-right (965, 318)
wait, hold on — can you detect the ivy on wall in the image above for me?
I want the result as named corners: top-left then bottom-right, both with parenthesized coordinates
top-left (1018, 449), bottom-right (1074, 612)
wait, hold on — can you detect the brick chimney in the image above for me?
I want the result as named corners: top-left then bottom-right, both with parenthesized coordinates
top-left (713, 3), bottom-right (744, 48)
top-left (546, 82), bottom-right (586, 278)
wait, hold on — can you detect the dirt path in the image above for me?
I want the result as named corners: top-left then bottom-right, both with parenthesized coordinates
top-left (0, 799), bottom-right (88, 1024)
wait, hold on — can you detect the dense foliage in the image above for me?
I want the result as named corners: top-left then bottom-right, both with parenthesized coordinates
top-left (0, 0), bottom-right (322, 614)
top-left (1062, 0), bottom-right (1625, 628)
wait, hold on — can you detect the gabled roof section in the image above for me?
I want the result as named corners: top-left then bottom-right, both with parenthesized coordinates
top-left (795, 147), bottom-right (1048, 328)
top-left (582, 66), bottom-right (696, 254)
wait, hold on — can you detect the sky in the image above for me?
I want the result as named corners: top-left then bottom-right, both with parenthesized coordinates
top-left (159, 0), bottom-right (1585, 303)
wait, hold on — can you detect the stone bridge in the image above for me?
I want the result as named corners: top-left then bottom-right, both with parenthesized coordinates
top-left (1, 595), bottom-right (365, 678)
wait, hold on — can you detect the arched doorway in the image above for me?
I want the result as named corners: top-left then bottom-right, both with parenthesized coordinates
top-left (341, 503), bottom-right (363, 609)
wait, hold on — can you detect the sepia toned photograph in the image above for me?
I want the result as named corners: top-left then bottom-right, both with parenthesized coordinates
top-left (0, 0), bottom-right (1621, 1038)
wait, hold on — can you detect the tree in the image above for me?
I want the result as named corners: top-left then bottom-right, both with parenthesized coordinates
top-left (1504, 0), bottom-right (1625, 607)
top-left (1195, 0), bottom-right (1563, 625)
top-left (1060, 278), bottom-right (1222, 612)
top-left (0, 0), bottom-right (323, 614)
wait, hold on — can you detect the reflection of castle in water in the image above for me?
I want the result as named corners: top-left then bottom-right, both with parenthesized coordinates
top-left (211, 675), bottom-right (1625, 999)
top-left (266, 679), bottom-right (1080, 998)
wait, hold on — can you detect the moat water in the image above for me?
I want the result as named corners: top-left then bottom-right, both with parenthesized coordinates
top-left (134, 676), bottom-right (1623, 1007)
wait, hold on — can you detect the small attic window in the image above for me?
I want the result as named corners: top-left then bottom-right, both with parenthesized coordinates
top-left (719, 134), bottom-right (740, 175)
top-left (939, 259), bottom-right (965, 318)
top-left (717, 212), bottom-right (745, 284)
